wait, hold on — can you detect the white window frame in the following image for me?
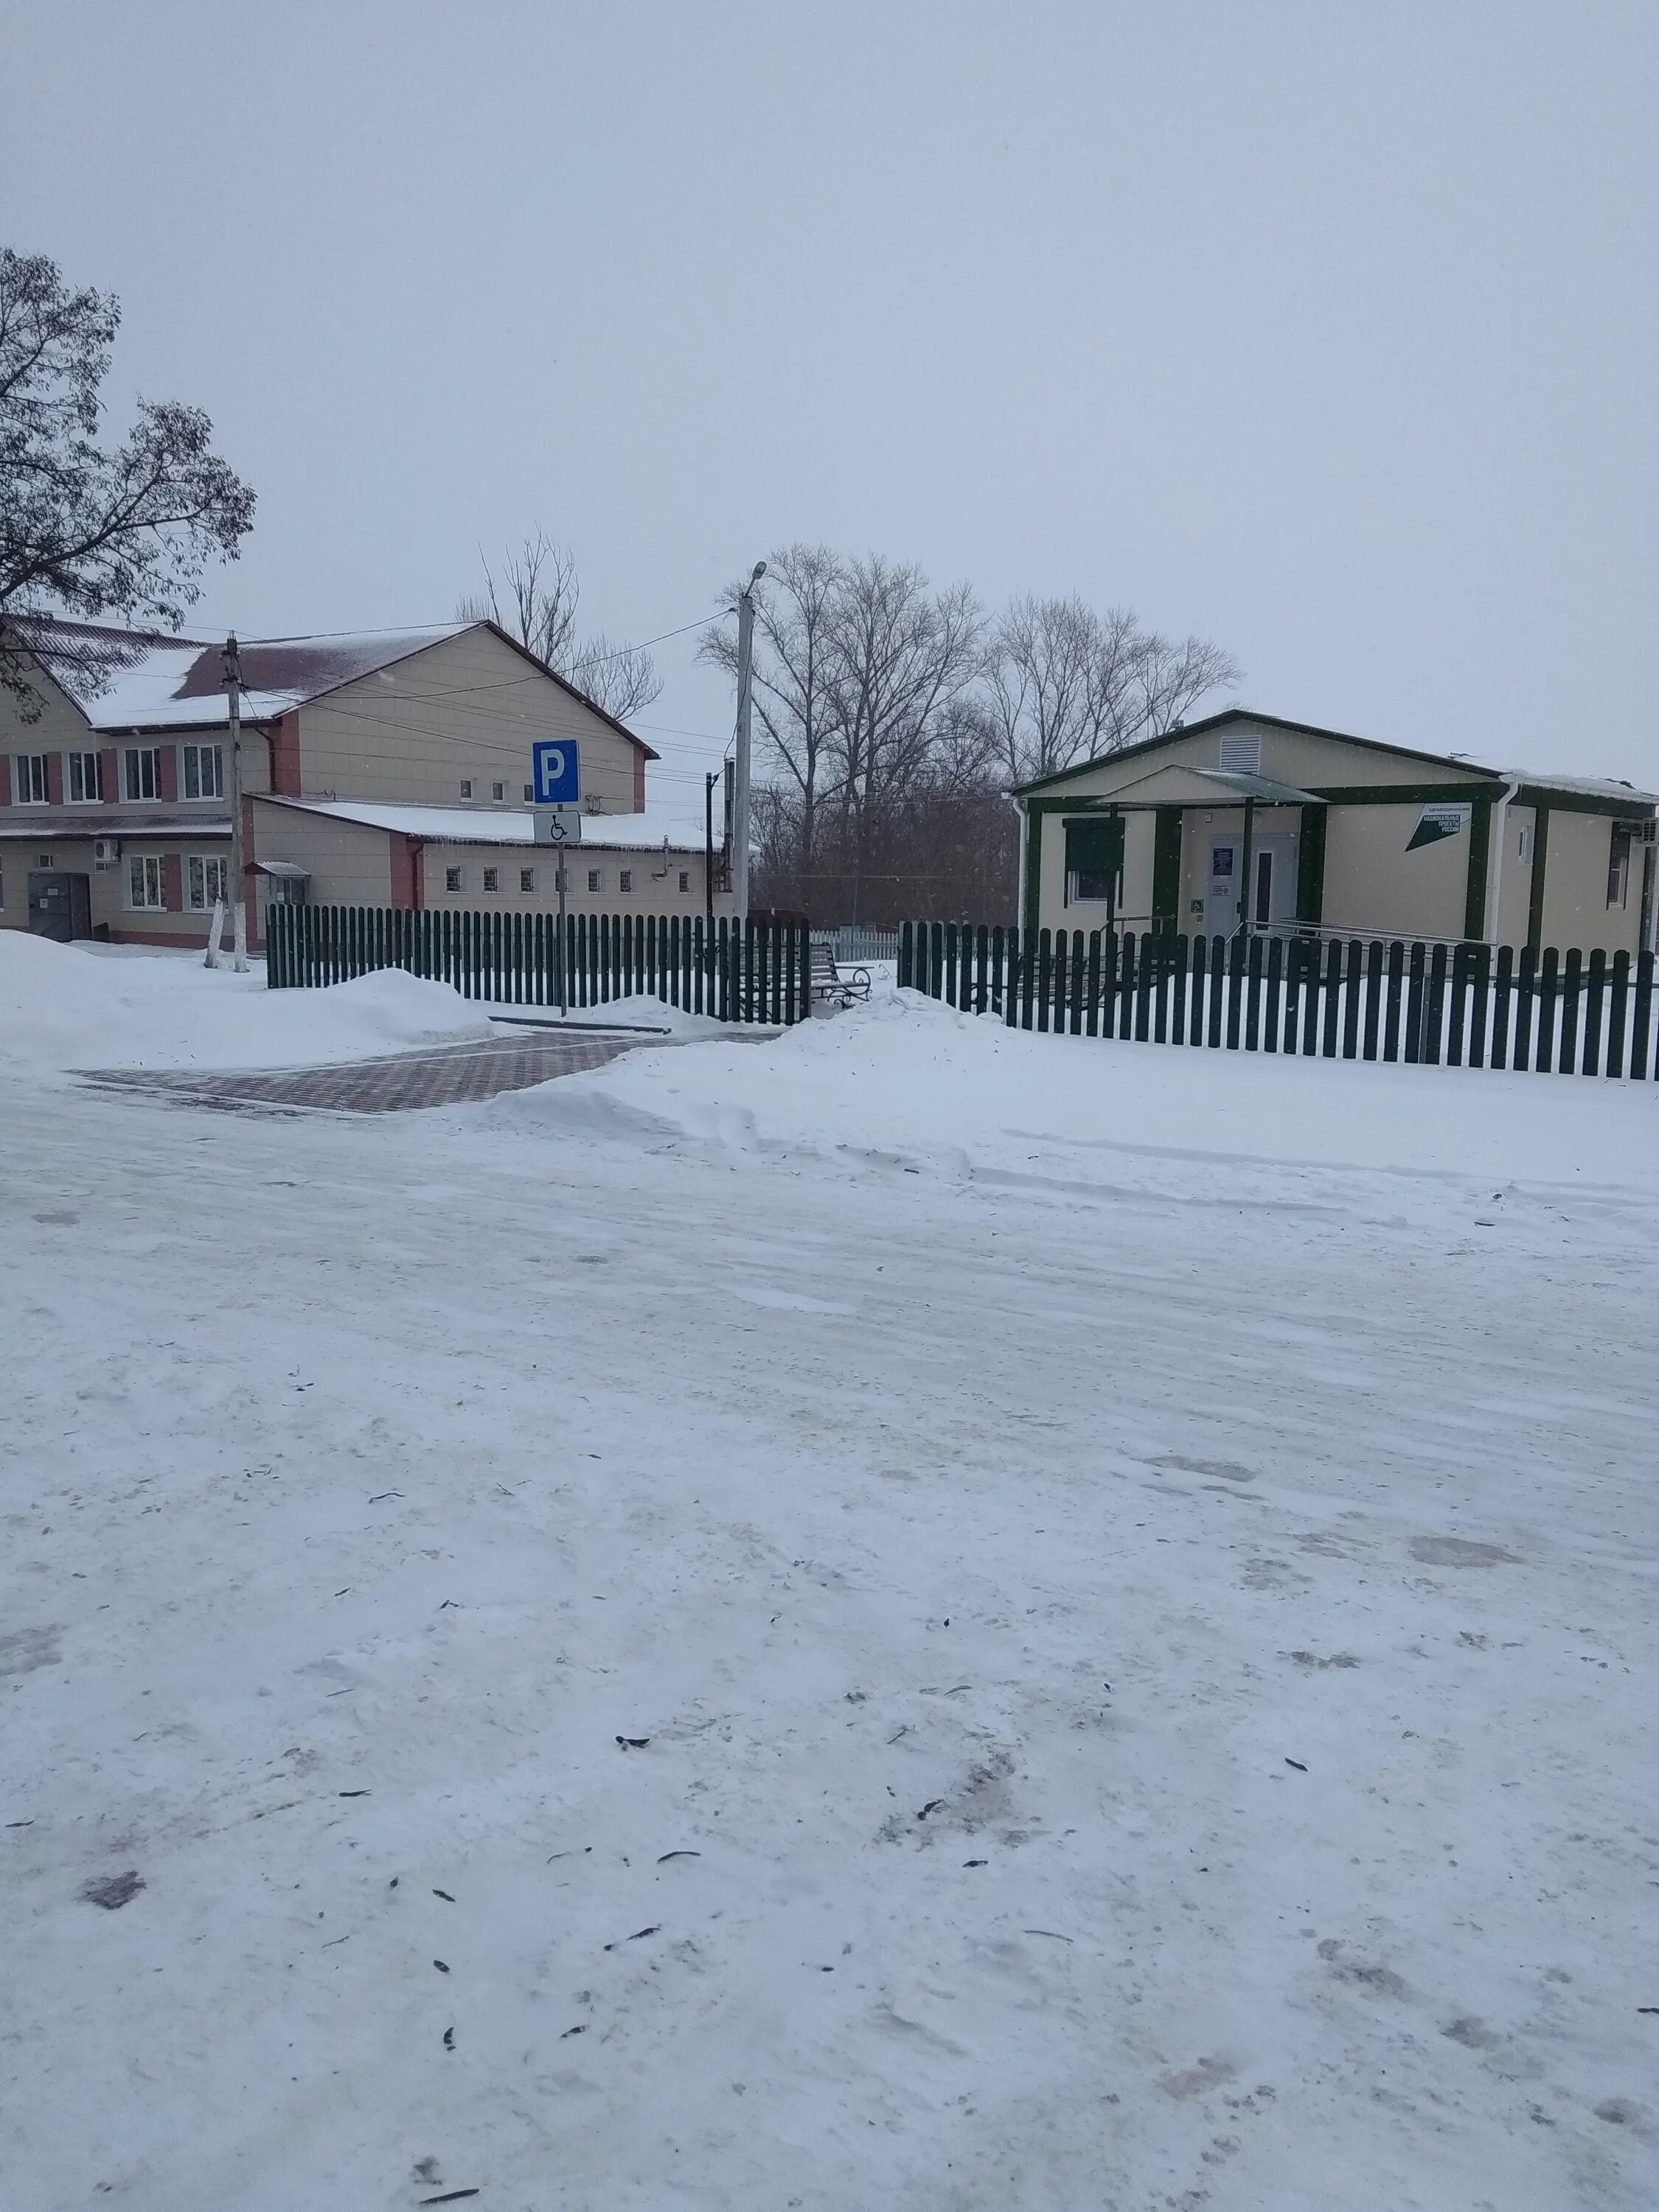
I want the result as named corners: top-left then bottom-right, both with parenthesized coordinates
top-left (123, 747), bottom-right (162, 801)
top-left (678, 869), bottom-right (690, 893)
top-left (14, 753), bottom-right (49, 805)
top-left (459, 779), bottom-right (473, 800)
top-left (128, 854), bottom-right (164, 910)
top-left (181, 742), bottom-right (224, 800)
top-left (66, 751), bottom-right (103, 804)
top-left (186, 854), bottom-right (229, 911)
top-left (482, 866), bottom-right (500, 893)
top-left (490, 781), bottom-right (506, 802)
top-left (445, 866), bottom-right (464, 894)
top-left (619, 869), bottom-right (633, 894)
top-left (522, 782), bottom-right (534, 802)
top-left (587, 868), bottom-right (602, 894)
top-left (519, 866), bottom-right (535, 894)
top-left (1607, 826), bottom-right (1632, 911)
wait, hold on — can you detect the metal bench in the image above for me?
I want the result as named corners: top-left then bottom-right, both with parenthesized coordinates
top-left (810, 940), bottom-right (872, 1009)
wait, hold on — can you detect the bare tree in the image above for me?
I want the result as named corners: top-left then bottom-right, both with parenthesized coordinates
top-left (459, 527), bottom-right (662, 723)
top-left (983, 594), bottom-right (1239, 784)
top-left (1, 246), bottom-right (254, 715)
top-left (821, 557), bottom-right (985, 919)
top-left (566, 633), bottom-right (662, 724)
top-left (699, 543), bottom-right (846, 875)
top-left (459, 529), bottom-right (579, 668)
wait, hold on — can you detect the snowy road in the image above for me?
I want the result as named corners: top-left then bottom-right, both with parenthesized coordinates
top-left (3, 1013), bottom-right (1657, 2211)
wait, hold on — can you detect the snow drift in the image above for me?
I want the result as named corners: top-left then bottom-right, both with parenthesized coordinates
top-left (0, 933), bottom-right (495, 1072)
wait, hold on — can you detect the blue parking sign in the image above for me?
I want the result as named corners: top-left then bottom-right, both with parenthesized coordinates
top-left (532, 740), bottom-right (580, 805)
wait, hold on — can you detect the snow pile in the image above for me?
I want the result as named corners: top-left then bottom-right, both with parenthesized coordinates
top-left (0, 932), bottom-right (495, 1072)
top-left (495, 978), bottom-right (1659, 1209)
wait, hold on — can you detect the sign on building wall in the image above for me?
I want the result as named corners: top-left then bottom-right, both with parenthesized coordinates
top-left (1406, 801), bottom-right (1472, 852)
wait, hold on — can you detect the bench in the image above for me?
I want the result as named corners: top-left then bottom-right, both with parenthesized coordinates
top-left (810, 941), bottom-right (872, 1010)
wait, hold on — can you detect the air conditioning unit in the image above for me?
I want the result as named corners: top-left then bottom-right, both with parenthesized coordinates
top-left (93, 838), bottom-right (121, 869)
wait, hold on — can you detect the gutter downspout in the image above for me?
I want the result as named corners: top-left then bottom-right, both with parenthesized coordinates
top-left (1484, 778), bottom-right (1520, 945)
top-left (1013, 794), bottom-right (1029, 935)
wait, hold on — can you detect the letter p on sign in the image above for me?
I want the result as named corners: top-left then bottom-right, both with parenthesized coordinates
top-left (532, 740), bottom-right (580, 805)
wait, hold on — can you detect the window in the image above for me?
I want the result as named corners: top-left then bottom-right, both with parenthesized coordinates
top-left (520, 867), bottom-right (535, 894)
top-left (587, 868), bottom-right (602, 894)
top-left (459, 779), bottom-right (473, 799)
top-left (445, 866), bottom-right (464, 894)
top-left (128, 855), bottom-right (164, 909)
top-left (182, 743), bottom-right (224, 799)
top-left (123, 748), bottom-right (161, 801)
top-left (1064, 817), bottom-right (1124, 905)
top-left (187, 855), bottom-right (229, 910)
top-left (14, 754), bottom-right (48, 805)
top-left (1608, 823), bottom-right (1633, 911)
top-left (619, 869), bottom-right (633, 893)
top-left (678, 870), bottom-right (690, 894)
top-left (491, 781), bottom-right (506, 802)
top-left (523, 782), bottom-right (535, 802)
top-left (67, 751), bottom-right (103, 803)
top-left (1517, 825), bottom-right (1532, 863)
top-left (482, 866), bottom-right (500, 893)
top-left (35, 852), bottom-right (55, 869)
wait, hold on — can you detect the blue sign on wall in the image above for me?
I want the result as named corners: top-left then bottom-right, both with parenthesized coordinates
top-left (532, 740), bottom-right (580, 805)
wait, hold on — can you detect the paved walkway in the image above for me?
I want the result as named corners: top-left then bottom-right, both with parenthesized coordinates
top-left (83, 1026), bottom-right (669, 1116)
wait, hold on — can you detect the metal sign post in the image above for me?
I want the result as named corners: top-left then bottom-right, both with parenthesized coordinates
top-left (530, 741), bottom-right (581, 1018)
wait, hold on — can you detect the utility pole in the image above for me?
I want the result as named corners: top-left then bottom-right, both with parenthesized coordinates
top-left (223, 634), bottom-right (249, 973)
top-left (731, 560), bottom-right (766, 922)
top-left (704, 769), bottom-right (718, 928)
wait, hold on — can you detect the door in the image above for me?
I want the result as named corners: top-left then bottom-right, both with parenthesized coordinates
top-left (28, 872), bottom-right (92, 942)
top-left (1250, 835), bottom-right (1299, 931)
top-left (1205, 840), bottom-right (1239, 937)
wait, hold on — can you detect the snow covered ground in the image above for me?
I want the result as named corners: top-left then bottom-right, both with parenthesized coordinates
top-left (3, 978), bottom-right (1656, 2211)
top-left (0, 933), bottom-right (494, 1073)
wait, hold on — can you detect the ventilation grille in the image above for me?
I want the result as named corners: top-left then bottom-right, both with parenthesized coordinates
top-left (1219, 731), bottom-right (1262, 776)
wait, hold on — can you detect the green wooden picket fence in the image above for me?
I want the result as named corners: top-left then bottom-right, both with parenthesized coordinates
top-left (899, 922), bottom-right (1658, 1080)
top-left (266, 904), bottom-right (813, 1026)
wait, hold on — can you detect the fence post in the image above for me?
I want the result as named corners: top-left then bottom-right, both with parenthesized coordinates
top-left (1557, 948), bottom-right (1582, 1074)
top-left (1632, 949), bottom-right (1654, 1080)
top-left (1606, 948), bottom-right (1630, 1078)
top-left (1582, 947), bottom-right (1607, 1077)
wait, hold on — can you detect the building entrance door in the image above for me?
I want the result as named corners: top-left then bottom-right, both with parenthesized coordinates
top-left (1249, 835), bottom-right (1299, 931)
top-left (28, 872), bottom-right (92, 942)
top-left (1206, 839), bottom-right (1239, 938)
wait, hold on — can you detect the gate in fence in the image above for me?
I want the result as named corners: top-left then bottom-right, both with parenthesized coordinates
top-left (267, 905), bottom-right (812, 1026)
top-left (898, 922), bottom-right (1658, 1081)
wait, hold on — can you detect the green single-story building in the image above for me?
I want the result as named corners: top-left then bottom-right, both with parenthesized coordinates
top-left (1012, 709), bottom-right (1658, 956)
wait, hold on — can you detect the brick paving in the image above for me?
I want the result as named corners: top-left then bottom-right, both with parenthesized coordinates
top-left (83, 1026), bottom-right (668, 1116)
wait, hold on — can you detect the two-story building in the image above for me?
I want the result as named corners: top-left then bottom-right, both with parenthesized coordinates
top-left (1015, 709), bottom-right (1658, 956)
top-left (0, 616), bottom-right (721, 947)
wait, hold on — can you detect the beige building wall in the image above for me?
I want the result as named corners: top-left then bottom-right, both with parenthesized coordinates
top-left (296, 628), bottom-right (641, 813)
top-left (1320, 804), bottom-right (1468, 941)
top-left (1029, 714), bottom-right (1484, 808)
top-left (420, 839), bottom-right (714, 919)
top-left (1537, 810), bottom-right (1639, 956)
top-left (0, 835), bottom-right (236, 942)
top-left (248, 802), bottom-right (393, 931)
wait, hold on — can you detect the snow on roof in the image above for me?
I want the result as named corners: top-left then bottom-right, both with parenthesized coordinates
top-left (1506, 771), bottom-right (1659, 807)
top-left (264, 797), bottom-right (709, 852)
top-left (13, 616), bottom-right (470, 731)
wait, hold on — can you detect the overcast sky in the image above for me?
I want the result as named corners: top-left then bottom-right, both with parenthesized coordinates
top-left (4, 1), bottom-right (1655, 797)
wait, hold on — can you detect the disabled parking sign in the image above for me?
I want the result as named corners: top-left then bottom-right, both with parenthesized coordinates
top-left (532, 740), bottom-right (580, 805)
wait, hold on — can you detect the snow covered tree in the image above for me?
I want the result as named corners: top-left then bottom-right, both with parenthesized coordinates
top-left (0, 246), bottom-right (255, 716)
